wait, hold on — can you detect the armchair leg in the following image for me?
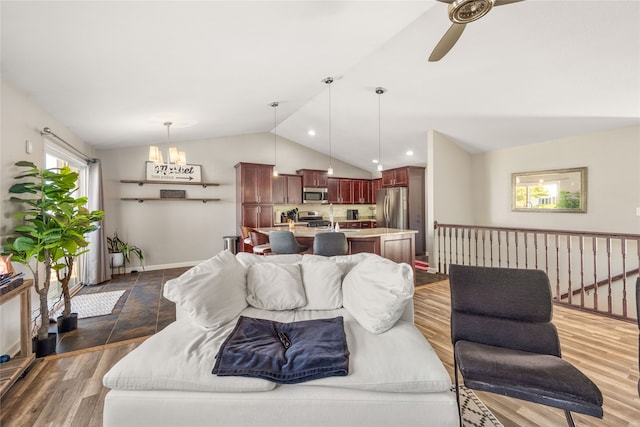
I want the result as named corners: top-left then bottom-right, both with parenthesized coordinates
top-left (453, 356), bottom-right (462, 426)
top-left (564, 410), bottom-right (576, 427)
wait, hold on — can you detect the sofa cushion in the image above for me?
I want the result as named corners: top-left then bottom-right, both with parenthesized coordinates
top-left (302, 252), bottom-right (375, 279)
top-left (236, 252), bottom-right (302, 269)
top-left (342, 255), bottom-right (414, 334)
top-left (103, 320), bottom-right (276, 393)
top-left (292, 310), bottom-right (452, 393)
top-left (246, 263), bottom-right (307, 310)
top-left (300, 260), bottom-right (343, 310)
top-left (163, 250), bottom-right (246, 330)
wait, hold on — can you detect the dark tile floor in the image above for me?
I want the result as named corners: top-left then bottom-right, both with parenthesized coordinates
top-left (53, 267), bottom-right (189, 354)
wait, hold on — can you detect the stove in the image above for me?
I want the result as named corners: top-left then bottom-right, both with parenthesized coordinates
top-left (298, 211), bottom-right (331, 228)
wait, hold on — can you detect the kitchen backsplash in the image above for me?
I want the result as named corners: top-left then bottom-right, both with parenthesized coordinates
top-left (273, 204), bottom-right (376, 223)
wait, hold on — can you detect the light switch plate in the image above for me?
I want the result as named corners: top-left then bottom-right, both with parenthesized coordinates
top-left (25, 140), bottom-right (32, 154)
top-left (636, 207), bottom-right (640, 217)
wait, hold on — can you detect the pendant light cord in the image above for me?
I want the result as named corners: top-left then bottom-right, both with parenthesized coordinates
top-left (272, 102), bottom-right (278, 168)
top-left (329, 82), bottom-right (332, 165)
top-left (165, 121), bottom-right (172, 144)
top-left (375, 87), bottom-right (385, 171)
top-left (324, 77), bottom-right (334, 173)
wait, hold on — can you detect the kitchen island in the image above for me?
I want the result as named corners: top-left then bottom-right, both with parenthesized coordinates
top-left (254, 227), bottom-right (416, 267)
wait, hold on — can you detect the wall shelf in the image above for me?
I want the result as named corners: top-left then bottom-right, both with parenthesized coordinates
top-left (121, 197), bottom-right (220, 203)
top-left (120, 179), bottom-right (219, 188)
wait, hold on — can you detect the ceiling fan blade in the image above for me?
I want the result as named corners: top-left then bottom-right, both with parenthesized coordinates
top-left (428, 23), bottom-right (466, 62)
top-left (494, 0), bottom-right (524, 6)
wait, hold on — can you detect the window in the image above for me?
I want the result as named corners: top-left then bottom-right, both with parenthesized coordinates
top-left (45, 141), bottom-right (89, 303)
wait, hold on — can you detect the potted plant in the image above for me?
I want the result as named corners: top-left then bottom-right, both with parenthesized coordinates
top-left (4, 161), bottom-right (76, 356)
top-left (51, 173), bottom-right (104, 333)
top-left (107, 232), bottom-right (144, 272)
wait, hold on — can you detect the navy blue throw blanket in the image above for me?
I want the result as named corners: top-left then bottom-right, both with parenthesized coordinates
top-left (213, 316), bottom-right (349, 384)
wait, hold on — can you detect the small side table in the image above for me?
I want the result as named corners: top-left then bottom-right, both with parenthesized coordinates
top-left (0, 279), bottom-right (35, 397)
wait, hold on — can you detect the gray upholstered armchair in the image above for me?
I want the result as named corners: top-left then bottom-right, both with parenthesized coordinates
top-left (449, 264), bottom-right (603, 426)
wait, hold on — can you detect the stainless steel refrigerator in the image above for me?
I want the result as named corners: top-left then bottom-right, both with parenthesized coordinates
top-left (376, 187), bottom-right (408, 229)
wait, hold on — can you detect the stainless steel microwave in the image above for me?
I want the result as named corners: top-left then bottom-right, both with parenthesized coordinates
top-left (302, 187), bottom-right (328, 204)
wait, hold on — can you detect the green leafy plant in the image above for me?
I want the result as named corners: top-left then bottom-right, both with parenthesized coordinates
top-left (107, 232), bottom-right (144, 269)
top-left (3, 161), bottom-right (103, 338)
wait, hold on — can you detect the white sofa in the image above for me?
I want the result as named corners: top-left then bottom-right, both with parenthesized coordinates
top-left (102, 251), bottom-right (458, 426)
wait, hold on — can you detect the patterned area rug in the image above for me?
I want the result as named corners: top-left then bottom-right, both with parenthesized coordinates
top-left (458, 385), bottom-right (504, 427)
top-left (52, 290), bottom-right (126, 319)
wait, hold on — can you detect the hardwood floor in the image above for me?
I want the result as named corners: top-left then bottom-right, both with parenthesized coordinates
top-left (416, 280), bottom-right (640, 427)
top-left (1, 276), bottom-right (638, 426)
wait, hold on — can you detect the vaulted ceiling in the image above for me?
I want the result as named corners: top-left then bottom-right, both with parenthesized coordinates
top-left (2, 1), bottom-right (638, 172)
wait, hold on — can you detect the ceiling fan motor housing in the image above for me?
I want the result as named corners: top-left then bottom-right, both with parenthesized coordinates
top-left (449, 0), bottom-right (494, 24)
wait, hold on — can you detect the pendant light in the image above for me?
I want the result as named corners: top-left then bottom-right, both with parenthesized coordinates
top-left (376, 87), bottom-right (386, 172)
top-left (148, 122), bottom-right (187, 165)
top-left (271, 101), bottom-right (279, 177)
top-left (323, 77), bottom-right (334, 176)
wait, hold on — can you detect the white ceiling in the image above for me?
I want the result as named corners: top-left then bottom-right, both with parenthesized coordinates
top-left (2, 1), bottom-right (639, 173)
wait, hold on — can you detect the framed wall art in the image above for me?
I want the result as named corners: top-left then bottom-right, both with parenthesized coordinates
top-left (512, 167), bottom-right (587, 213)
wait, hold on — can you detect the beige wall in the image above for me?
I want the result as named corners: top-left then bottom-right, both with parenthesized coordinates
top-left (98, 133), bottom-right (372, 270)
top-left (0, 80), bottom-right (95, 355)
top-left (426, 125), bottom-right (640, 261)
top-left (471, 125), bottom-right (640, 234)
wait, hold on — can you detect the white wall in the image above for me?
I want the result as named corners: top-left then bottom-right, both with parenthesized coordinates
top-left (426, 130), bottom-right (475, 257)
top-left (98, 133), bottom-right (372, 270)
top-left (0, 80), bottom-right (94, 356)
top-left (471, 125), bottom-right (640, 234)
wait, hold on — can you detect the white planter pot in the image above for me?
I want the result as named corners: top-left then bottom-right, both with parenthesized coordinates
top-left (110, 253), bottom-right (124, 268)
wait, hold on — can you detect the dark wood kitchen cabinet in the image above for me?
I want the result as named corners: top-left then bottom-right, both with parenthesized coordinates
top-left (371, 179), bottom-right (382, 203)
top-left (241, 204), bottom-right (274, 229)
top-left (273, 174), bottom-right (302, 204)
top-left (236, 162), bottom-right (274, 229)
top-left (236, 163), bottom-right (273, 204)
top-left (353, 179), bottom-right (371, 204)
top-left (381, 167), bottom-right (409, 187)
top-left (297, 169), bottom-right (329, 188)
top-left (328, 178), bottom-right (354, 204)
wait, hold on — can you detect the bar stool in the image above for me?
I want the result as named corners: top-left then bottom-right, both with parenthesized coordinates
top-left (268, 231), bottom-right (308, 254)
top-left (249, 231), bottom-right (271, 255)
top-left (313, 232), bottom-right (348, 256)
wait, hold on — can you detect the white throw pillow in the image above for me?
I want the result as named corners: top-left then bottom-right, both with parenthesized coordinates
top-left (236, 252), bottom-right (303, 269)
top-left (246, 263), bottom-right (306, 310)
top-left (342, 255), bottom-right (414, 334)
top-left (163, 250), bottom-right (247, 329)
top-left (300, 260), bottom-right (343, 310)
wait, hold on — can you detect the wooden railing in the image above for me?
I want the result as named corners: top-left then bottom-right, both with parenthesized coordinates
top-left (434, 222), bottom-right (640, 321)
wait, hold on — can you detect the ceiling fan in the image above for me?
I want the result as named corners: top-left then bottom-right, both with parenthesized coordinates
top-left (429, 0), bottom-right (524, 62)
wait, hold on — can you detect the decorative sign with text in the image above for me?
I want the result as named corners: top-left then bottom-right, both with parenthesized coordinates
top-left (145, 161), bottom-right (202, 182)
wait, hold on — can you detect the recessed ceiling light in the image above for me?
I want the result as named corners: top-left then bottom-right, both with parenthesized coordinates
top-left (308, 130), bottom-right (316, 136)
top-left (406, 150), bottom-right (414, 156)
top-left (372, 159), bottom-right (379, 164)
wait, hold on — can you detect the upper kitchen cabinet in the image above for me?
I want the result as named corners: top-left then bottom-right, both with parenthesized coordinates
top-left (371, 179), bottom-right (382, 203)
top-left (353, 179), bottom-right (371, 204)
top-left (236, 162), bottom-right (274, 229)
top-left (381, 167), bottom-right (409, 187)
top-left (297, 169), bottom-right (329, 188)
top-left (236, 162), bottom-right (273, 204)
top-left (328, 178), bottom-right (354, 204)
top-left (273, 174), bottom-right (302, 204)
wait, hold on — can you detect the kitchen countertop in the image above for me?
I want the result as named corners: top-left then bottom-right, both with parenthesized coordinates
top-left (255, 226), bottom-right (417, 238)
